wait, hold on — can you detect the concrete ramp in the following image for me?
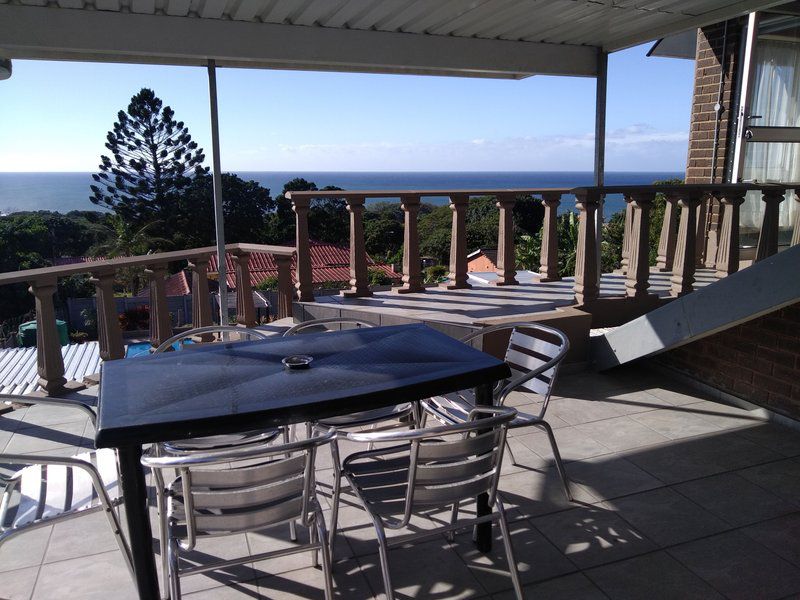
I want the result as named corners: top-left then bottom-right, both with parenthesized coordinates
top-left (592, 245), bottom-right (800, 370)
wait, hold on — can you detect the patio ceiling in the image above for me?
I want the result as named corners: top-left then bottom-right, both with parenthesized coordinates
top-left (0, 0), bottom-right (789, 78)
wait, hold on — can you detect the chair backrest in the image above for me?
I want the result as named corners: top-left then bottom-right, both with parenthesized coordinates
top-left (346, 406), bottom-right (515, 528)
top-left (282, 317), bottom-right (378, 336)
top-left (460, 322), bottom-right (569, 417)
top-left (141, 430), bottom-right (334, 550)
top-left (154, 325), bottom-right (272, 354)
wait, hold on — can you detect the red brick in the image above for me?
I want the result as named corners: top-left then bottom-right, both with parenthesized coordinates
top-left (753, 373), bottom-right (793, 396)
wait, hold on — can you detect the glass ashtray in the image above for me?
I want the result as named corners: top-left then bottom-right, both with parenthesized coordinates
top-left (282, 355), bottom-right (314, 370)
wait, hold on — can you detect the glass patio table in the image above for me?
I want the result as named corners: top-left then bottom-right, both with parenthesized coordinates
top-left (95, 323), bottom-right (511, 599)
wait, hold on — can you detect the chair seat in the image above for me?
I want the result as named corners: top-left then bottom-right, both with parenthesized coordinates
top-left (163, 429), bottom-right (282, 452)
top-left (2, 449), bottom-right (119, 529)
top-left (316, 403), bottom-right (414, 429)
top-left (424, 394), bottom-right (538, 429)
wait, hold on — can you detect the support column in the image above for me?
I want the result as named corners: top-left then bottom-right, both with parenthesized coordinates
top-left (656, 193), bottom-right (679, 271)
top-left (146, 264), bottom-right (173, 347)
top-left (539, 193), bottom-right (561, 282)
top-left (755, 188), bottom-right (785, 261)
top-left (442, 194), bottom-right (471, 290)
top-left (699, 195), bottom-right (713, 267)
top-left (792, 192), bottom-right (800, 246)
top-left (494, 194), bottom-right (518, 286)
top-left (188, 256), bottom-right (213, 341)
top-left (397, 195), bottom-right (424, 294)
top-left (29, 277), bottom-right (67, 393)
top-left (292, 197), bottom-right (314, 302)
top-left (620, 201), bottom-right (633, 273)
top-left (90, 270), bottom-right (124, 361)
top-left (714, 192), bottom-right (746, 278)
top-left (670, 194), bottom-right (701, 297)
top-left (574, 190), bottom-right (600, 304)
top-left (342, 196), bottom-right (372, 298)
top-left (275, 254), bottom-right (294, 320)
top-left (625, 192), bottom-right (655, 299)
top-left (232, 252), bottom-right (256, 327)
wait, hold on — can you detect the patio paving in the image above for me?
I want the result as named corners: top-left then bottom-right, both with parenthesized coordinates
top-left (2, 366), bottom-right (800, 599)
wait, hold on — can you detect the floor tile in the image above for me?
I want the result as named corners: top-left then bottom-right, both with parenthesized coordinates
top-left (600, 390), bottom-right (674, 415)
top-left (682, 400), bottom-right (767, 431)
top-left (586, 551), bottom-right (724, 600)
top-left (738, 458), bottom-right (800, 503)
top-left (628, 408), bottom-right (721, 440)
top-left (176, 533), bottom-right (258, 595)
top-left (573, 416), bottom-right (671, 453)
top-left (3, 420), bottom-right (90, 454)
top-left (742, 513), bottom-right (800, 568)
top-left (44, 510), bottom-right (123, 564)
top-left (734, 423), bottom-right (800, 457)
top-left (517, 426), bottom-right (612, 463)
top-left (532, 505), bottom-right (656, 569)
top-left (32, 550), bottom-right (137, 600)
top-left (0, 565), bottom-right (41, 600)
top-left (497, 468), bottom-right (594, 520)
top-left (182, 579), bottom-right (261, 599)
top-left (259, 560), bottom-right (374, 600)
top-left (545, 397), bottom-right (627, 426)
top-left (645, 384), bottom-right (713, 407)
top-left (673, 471), bottom-right (797, 527)
top-left (492, 572), bottom-right (606, 600)
top-left (0, 525), bottom-right (52, 572)
top-left (565, 455), bottom-right (663, 501)
top-left (669, 530), bottom-right (800, 600)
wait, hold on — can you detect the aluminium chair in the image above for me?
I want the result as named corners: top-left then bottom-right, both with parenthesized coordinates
top-left (141, 430), bottom-right (336, 600)
top-left (338, 406), bottom-right (522, 600)
top-left (421, 322), bottom-right (572, 501)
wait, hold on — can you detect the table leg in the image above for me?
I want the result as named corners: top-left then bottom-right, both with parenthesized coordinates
top-left (118, 445), bottom-right (160, 600)
top-left (474, 382), bottom-right (493, 553)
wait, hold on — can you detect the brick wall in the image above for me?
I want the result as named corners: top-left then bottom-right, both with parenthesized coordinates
top-left (656, 301), bottom-right (800, 419)
top-left (468, 255), bottom-right (496, 273)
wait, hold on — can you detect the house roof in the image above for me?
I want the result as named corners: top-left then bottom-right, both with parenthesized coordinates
top-left (0, 341), bottom-right (102, 396)
top-left (0, 1), bottom-right (783, 79)
top-left (134, 270), bottom-right (193, 298)
top-left (53, 256), bottom-right (106, 266)
top-left (467, 248), bottom-right (498, 266)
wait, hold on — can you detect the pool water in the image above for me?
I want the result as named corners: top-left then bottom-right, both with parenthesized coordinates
top-left (125, 340), bottom-right (192, 358)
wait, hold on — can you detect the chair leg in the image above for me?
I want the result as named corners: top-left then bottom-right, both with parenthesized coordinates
top-left (310, 514), bottom-right (320, 568)
top-left (328, 441), bottom-right (343, 560)
top-left (315, 506), bottom-right (335, 600)
top-left (282, 426), bottom-right (298, 542)
top-left (504, 439), bottom-right (518, 466)
top-left (496, 499), bottom-right (523, 600)
top-left (371, 517), bottom-right (395, 600)
top-left (150, 468), bottom-right (171, 598)
top-left (539, 420), bottom-right (572, 502)
top-left (167, 530), bottom-right (182, 600)
top-left (446, 502), bottom-right (459, 542)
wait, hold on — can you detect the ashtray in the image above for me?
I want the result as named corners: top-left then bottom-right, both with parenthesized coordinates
top-left (282, 355), bottom-right (313, 370)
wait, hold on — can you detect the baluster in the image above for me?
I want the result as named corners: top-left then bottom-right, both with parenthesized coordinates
top-left (539, 193), bottom-right (561, 282)
top-left (494, 194), bottom-right (518, 286)
top-left (188, 255), bottom-right (213, 341)
top-left (146, 264), bottom-right (173, 346)
top-left (343, 196), bottom-right (372, 297)
top-left (275, 254), bottom-right (294, 320)
top-left (90, 269), bottom-right (125, 360)
top-left (29, 277), bottom-right (67, 393)
top-left (755, 187), bottom-right (785, 261)
top-left (397, 195), bottom-right (424, 294)
top-left (625, 192), bottom-right (655, 299)
top-left (574, 190), bottom-right (600, 304)
top-left (699, 195), bottom-right (713, 267)
top-left (792, 192), bottom-right (800, 246)
top-left (292, 197), bottom-right (314, 302)
top-left (232, 251), bottom-right (256, 327)
top-left (656, 193), bottom-right (679, 271)
top-left (620, 200), bottom-right (633, 273)
top-left (714, 191), bottom-right (746, 277)
top-left (443, 194), bottom-right (471, 290)
top-left (670, 193), bottom-right (701, 297)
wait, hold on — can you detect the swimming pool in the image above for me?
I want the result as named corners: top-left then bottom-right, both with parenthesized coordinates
top-left (125, 340), bottom-right (192, 358)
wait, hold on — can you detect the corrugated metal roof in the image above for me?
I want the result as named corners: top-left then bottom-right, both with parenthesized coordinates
top-left (0, 342), bottom-right (102, 396)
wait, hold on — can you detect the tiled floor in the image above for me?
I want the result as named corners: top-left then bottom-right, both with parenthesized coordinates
top-left (2, 367), bottom-right (800, 599)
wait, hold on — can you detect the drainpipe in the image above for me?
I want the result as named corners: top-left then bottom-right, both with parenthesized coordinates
top-left (710, 21), bottom-right (729, 184)
top-left (594, 51), bottom-right (608, 274)
top-left (207, 59), bottom-right (228, 326)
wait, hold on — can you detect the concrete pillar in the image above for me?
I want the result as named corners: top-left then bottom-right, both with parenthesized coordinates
top-left (188, 256), bottom-right (213, 341)
top-left (656, 193), bottom-right (679, 271)
top-left (232, 252), bottom-right (257, 327)
top-left (670, 194), bottom-right (701, 297)
top-left (714, 193), bottom-right (746, 278)
top-left (699, 196), bottom-right (713, 268)
top-left (620, 201), bottom-right (633, 273)
top-left (146, 264), bottom-right (173, 347)
top-left (90, 270), bottom-right (125, 361)
top-left (574, 190), bottom-right (600, 304)
top-left (792, 193), bottom-right (800, 247)
top-left (397, 195), bottom-right (424, 294)
top-left (29, 277), bottom-right (67, 393)
top-left (755, 188), bottom-right (785, 262)
top-left (494, 194), bottom-right (518, 286)
top-left (292, 197), bottom-right (314, 302)
top-left (343, 196), bottom-right (372, 298)
top-left (442, 194), bottom-right (471, 290)
top-left (539, 193), bottom-right (561, 282)
top-left (625, 192), bottom-right (655, 299)
top-left (275, 254), bottom-right (294, 319)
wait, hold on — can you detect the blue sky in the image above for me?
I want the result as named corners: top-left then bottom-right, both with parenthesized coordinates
top-left (0, 45), bottom-right (694, 172)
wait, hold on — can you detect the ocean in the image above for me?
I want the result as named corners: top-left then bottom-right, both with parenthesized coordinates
top-left (0, 171), bottom-right (683, 217)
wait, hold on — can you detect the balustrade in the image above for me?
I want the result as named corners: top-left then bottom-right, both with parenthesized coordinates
top-left (755, 188), bottom-right (786, 262)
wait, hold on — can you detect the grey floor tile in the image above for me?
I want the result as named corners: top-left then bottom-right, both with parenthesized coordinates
top-left (517, 426), bottom-right (613, 463)
top-left (182, 579), bottom-right (261, 599)
top-left (492, 572), bottom-right (607, 600)
top-left (44, 510), bottom-right (123, 564)
top-left (248, 524), bottom-right (326, 577)
top-left (682, 400), bottom-right (768, 431)
top-left (585, 551), bottom-right (724, 600)
top-left (18, 405), bottom-right (89, 428)
top-left (668, 530), bottom-right (800, 600)
top-left (0, 565), bottom-right (40, 600)
top-left (497, 468), bottom-right (594, 520)
top-left (0, 525), bottom-right (52, 572)
top-left (573, 416), bottom-right (671, 453)
top-left (603, 487), bottom-right (728, 547)
top-left (176, 533), bottom-right (258, 595)
top-left (734, 423), bottom-right (800, 457)
top-left (451, 518), bottom-right (576, 594)
top-left (742, 513), bottom-right (800, 568)
top-left (565, 455), bottom-right (663, 501)
top-left (546, 397), bottom-right (627, 427)
top-left (673, 472), bottom-right (797, 527)
top-left (628, 408), bottom-right (721, 440)
top-left (32, 550), bottom-right (137, 600)
top-left (532, 505), bottom-right (656, 569)
top-left (600, 390), bottom-right (675, 415)
top-left (3, 420), bottom-right (90, 454)
top-left (738, 458), bottom-right (800, 503)
top-left (259, 560), bottom-right (374, 600)
top-left (645, 384), bottom-right (713, 407)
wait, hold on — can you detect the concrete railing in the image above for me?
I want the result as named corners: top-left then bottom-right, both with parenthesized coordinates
top-left (0, 243), bottom-right (294, 394)
top-left (286, 183), bottom-right (799, 308)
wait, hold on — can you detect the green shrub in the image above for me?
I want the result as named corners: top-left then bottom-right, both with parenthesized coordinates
top-left (368, 269), bottom-right (393, 286)
top-left (255, 275), bottom-right (279, 291)
top-left (424, 264), bottom-right (448, 284)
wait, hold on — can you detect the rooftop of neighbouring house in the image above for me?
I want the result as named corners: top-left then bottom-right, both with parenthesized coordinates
top-left (3, 365), bottom-right (800, 599)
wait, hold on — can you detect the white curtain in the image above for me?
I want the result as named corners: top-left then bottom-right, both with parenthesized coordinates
top-left (742, 39), bottom-right (800, 233)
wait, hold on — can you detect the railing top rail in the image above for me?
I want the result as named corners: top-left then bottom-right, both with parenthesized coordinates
top-left (0, 243), bottom-right (295, 286)
top-left (286, 188), bottom-right (572, 200)
top-left (571, 182), bottom-right (795, 195)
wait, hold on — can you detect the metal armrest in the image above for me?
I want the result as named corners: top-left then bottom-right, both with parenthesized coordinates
top-left (1, 393), bottom-right (97, 425)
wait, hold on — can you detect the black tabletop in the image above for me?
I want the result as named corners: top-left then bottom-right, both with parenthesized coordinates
top-left (95, 323), bottom-right (511, 448)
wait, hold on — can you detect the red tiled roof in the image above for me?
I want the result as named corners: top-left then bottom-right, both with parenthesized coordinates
top-left (134, 270), bottom-right (192, 298)
top-left (54, 256), bottom-right (106, 266)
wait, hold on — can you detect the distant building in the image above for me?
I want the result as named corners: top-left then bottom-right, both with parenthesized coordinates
top-left (467, 248), bottom-right (498, 272)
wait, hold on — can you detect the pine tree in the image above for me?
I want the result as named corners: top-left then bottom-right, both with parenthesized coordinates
top-left (90, 88), bottom-right (206, 225)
